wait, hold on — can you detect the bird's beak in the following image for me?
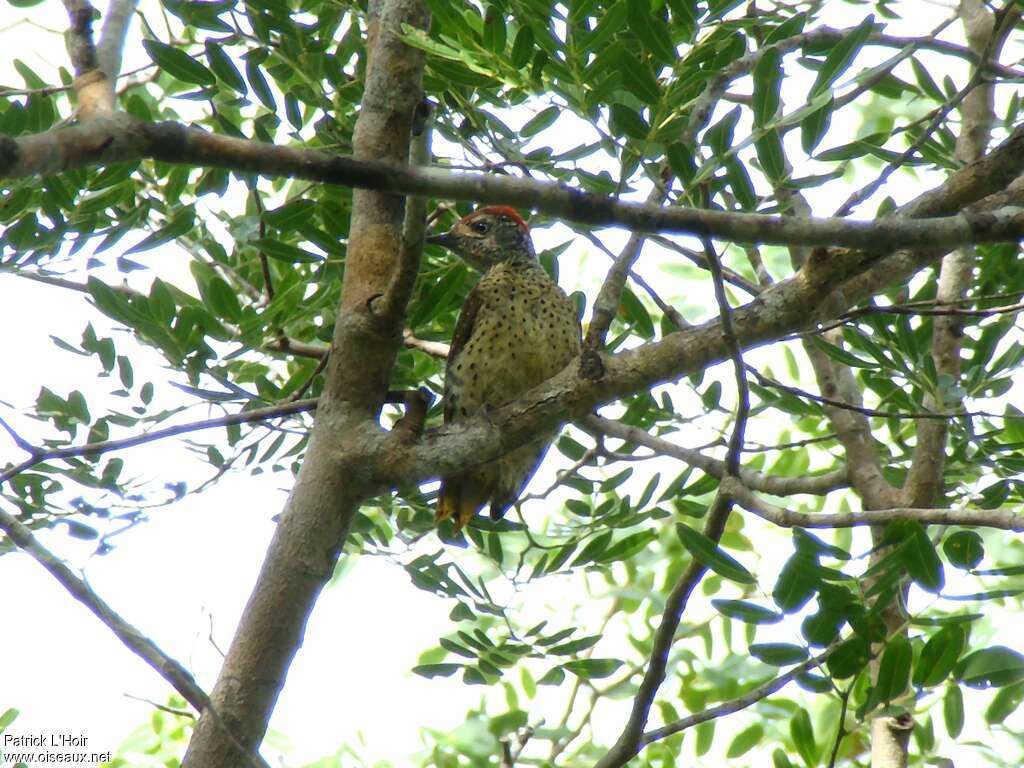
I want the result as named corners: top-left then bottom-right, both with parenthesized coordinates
top-left (426, 232), bottom-right (455, 249)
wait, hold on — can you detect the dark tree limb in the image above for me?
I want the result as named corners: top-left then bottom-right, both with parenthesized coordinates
top-left (181, 1), bottom-right (430, 764)
top-left (5, 115), bottom-right (1024, 250)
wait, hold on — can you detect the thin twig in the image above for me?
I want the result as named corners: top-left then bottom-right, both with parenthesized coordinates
top-left (123, 693), bottom-right (196, 719)
top-left (577, 229), bottom-right (689, 330)
top-left (0, 506), bottom-right (269, 768)
top-left (826, 687), bottom-right (852, 768)
top-left (703, 237), bottom-right (749, 477)
top-left (287, 355), bottom-right (329, 403)
top-left (639, 648), bottom-right (834, 746)
top-left (583, 415), bottom-right (847, 496)
top-left (0, 399), bottom-right (318, 487)
top-left (648, 234), bottom-right (762, 296)
top-left (748, 365), bottom-right (1012, 420)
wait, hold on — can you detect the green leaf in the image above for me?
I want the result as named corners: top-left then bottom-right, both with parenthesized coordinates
top-left (790, 708), bottom-right (817, 767)
top-left (537, 666), bottom-right (565, 685)
top-left (711, 599), bottom-right (782, 624)
top-left (773, 551), bottom-right (818, 612)
top-left (944, 684), bottom-right (964, 737)
top-left (0, 707), bottom-right (18, 731)
top-left (727, 724), bottom-right (764, 758)
top-left (808, 15), bottom-right (874, 99)
top-left (910, 57), bottom-right (944, 101)
top-left (412, 663), bottom-right (461, 678)
top-left (943, 530), bottom-right (984, 570)
top-left (810, 336), bottom-right (876, 368)
top-left (827, 636), bottom-right (871, 679)
top-left (754, 129), bottom-right (785, 182)
top-left (253, 238), bottom-right (323, 263)
top-left (482, 5), bottom-right (507, 52)
top-left (439, 638), bottom-right (476, 659)
top-left (521, 105), bottom-right (559, 137)
top-left (548, 634), bottom-right (601, 655)
top-left (676, 523), bottom-right (755, 584)
top-left (986, 682), bottom-right (1024, 724)
top-left (597, 530), bottom-right (657, 562)
top-left (202, 276), bottom-right (242, 322)
top-left (619, 286), bottom-right (654, 338)
top-left (750, 643), bottom-right (809, 666)
top-left (609, 103), bottom-right (649, 140)
top-left (899, 521), bottom-right (945, 593)
top-left (245, 58), bottom-right (276, 111)
top-left (626, 0), bottom-right (675, 64)
top-left (562, 658), bottom-right (623, 679)
top-left (801, 94), bottom-right (834, 155)
top-left (123, 210), bottom-right (194, 255)
top-left (874, 636), bottom-right (912, 702)
top-left (570, 530), bottom-right (612, 567)
top-left (205, 41), bottom-right (246, 92)
top-left (955, 646), bottom-right (1024, 688)
top-left (793, 529), bottom-right (850, 560)
top-left (510, 25), bottom-right (534, 68)
top-left (695, 720), bottom-right (714, 755)
top-left (620, 52), bottom-right (661, 105)
top-left (914, 625), bottom-right (965, 688)
top-left (753, 48), bottom-right (782, 125)
top-left (143, 39), bottom-right (215, 86)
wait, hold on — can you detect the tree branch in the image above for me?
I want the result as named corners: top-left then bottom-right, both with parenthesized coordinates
top-left (96, 0), bottom-right (138, 81)
top-left (722, 476), bottom-right (1024, 531)
top-left (594, 229), bottom-right (752, 768)
top-left (181, 1), bottom-right (431, 763)
top-left (0, 400), bottom-right (317, 488)
top-left (60, 0), bottom-right (115, 117)
top-left (638, 648), bottom-right (833, 746)
top-left (582, 416), bottom-right (848, 496)
top-left (584, 187), bottom-right (666, 352)
top-left (5, 116), bottom-right (1024, 250)
top-left (904, 0), bottom-right (1007, 509)
top-left (0, 506), bottom-right (270, 768)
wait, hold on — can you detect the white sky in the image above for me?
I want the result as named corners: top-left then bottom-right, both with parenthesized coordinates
top-left (2, 1), bottom-right (1024, 766)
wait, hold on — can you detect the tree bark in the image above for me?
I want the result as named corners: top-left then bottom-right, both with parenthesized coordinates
top-left (180, 2), bottom-right (428, 764)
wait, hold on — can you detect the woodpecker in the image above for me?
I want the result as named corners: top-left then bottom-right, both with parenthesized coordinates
top-left (427, 206), bottom-right (582, 530)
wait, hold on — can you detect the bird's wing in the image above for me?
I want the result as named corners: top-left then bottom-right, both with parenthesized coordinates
top-left (443, 282), bottom-right (483, 424)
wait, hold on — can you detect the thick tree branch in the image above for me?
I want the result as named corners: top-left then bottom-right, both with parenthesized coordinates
top-left (181, 1), bottom-right (430, 764)
top-left (5, 116), bottom-right (1024, 250)
top-left (60, 0), bottom-right (115, 117)
top-left (96, 0), bottom-right (138, 81)
top-left (904, 0), bottom-right (1005, 509)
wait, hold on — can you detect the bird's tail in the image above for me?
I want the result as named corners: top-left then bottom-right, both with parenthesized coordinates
top-left (436, 471), bottom-right (492, 530)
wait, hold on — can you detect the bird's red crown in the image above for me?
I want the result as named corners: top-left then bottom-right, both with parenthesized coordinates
top-left (462, 206), bottom-right (529, 232)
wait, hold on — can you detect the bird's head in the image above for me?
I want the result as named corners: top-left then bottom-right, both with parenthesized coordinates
top-left (426, 206), bottom-right (534, 271)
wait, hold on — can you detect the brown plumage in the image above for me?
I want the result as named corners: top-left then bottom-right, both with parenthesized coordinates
top-left (427, 207), bottom-right (581, 530)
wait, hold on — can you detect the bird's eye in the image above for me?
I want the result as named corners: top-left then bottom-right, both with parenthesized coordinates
top-left (470, 220), bottom-right (490, 234)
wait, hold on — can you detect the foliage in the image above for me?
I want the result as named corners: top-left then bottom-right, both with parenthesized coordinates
top-left (2, 0), bottom-right (1024, 766)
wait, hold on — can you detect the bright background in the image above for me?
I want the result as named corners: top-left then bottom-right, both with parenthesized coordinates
top-left (2, 1), bottom-right (1022, 766)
